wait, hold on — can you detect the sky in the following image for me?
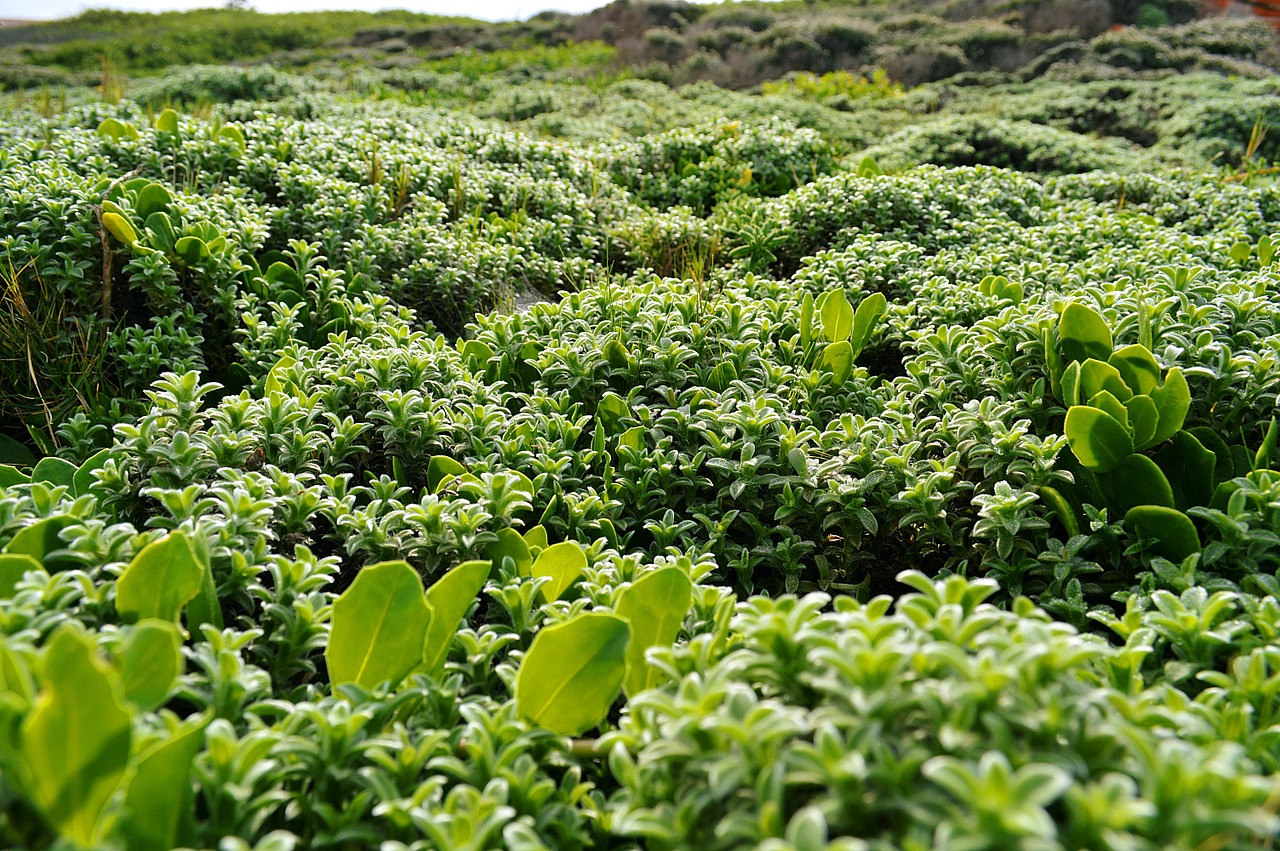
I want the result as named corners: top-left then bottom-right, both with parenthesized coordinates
top-left (0, 0), bottom-right (616, 22)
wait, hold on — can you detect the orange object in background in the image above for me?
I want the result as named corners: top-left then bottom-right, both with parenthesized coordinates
top-left (1205, 0), bottom-right (1280, 26)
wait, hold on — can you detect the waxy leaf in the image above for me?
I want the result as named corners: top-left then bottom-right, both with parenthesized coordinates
top-left (1125, 505), bottom-right (1200, 561)
top-left (616, 567), bottom-right (693, 698)
top-left (1126, 394), bottom-right (1159, 452)
top-left (1064, 406), bottom-right (1133, 473)
top-left (1097, 454), bottom-right (1174, 516)
top-left (523, 525), bottom-right (549, 552)
top-left (31, 457), bottom-right (76, 489)
top-left (850, 291), bottom-right (887, 356)
top-left (819, 289), bottom-right (854, 343)
top-left (821, 340), bottom-right (854, 385)
top-left (3, 515), bottom-right (76, 565)
top-left (1154, 430), bottom-right (1216, 510)
top-left (516, 613), bottom-right (630, 735)
top-left (428, 456), bottom-right (466, 492)
top-left (1079, 359), bottom-right (1131, 403)
top-left (21, 627), bottom-right (131, 848)
top-left (134, 183), bottom-right (172, 220)
top-left (72, 449), bottom-right (112, 498)
top-left (1109, 344), bottom-right (1161, 396)
top-left (116, 532), bottom-right (203, 624)
top-left (117, 620), bottom-right (182, 713)
top-left (1058, 303), bottom-right (1112, 364)
top-left (799, 291), bottom-right (815, 349)
top-left (122, 720), bottom-right (205, 851)
top-left (422, 559), bottom-right (490, 677)
top-left (326, 561), bottom-right (432, 690)
top-left (0, 553), bottom-right (44, 598)
top-left (102, 212), bottom-right (139, 246)
top-left (0, 463), bottom-right (30, 487)
top-left (1148, 368), bottom-right (1190, 445)
top-left (154, 108), bottom-right (180, 135)
top-left (486, 527), bottom-right (531, 576)
top-left (532, 541), bottom-right (587, 603)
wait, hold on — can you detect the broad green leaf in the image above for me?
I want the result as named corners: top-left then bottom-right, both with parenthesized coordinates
top-left (102, 212), bottom-right (139, 246)
top-left (116, 620), bottom-right (182, 713)
top-left (1086, 390), bottom-right (1129, 430)
top-left (1148, 368), bottom-right (1190, 445)
top-left (96, 118), bottom-right (137, 141)
top-left (1154, 430), bottom-right (1216, 510)
top-left (427, 456), bottom-right (466, 492)
top-left (20, 627), bottom-right (132, 848)
top-left (115, 532), bottom-right (203, 624)
top-left (531, 541), bottom-right (587, 604)
top-left (516, 613), bottom-right (630, 735)
top-left (1229, 240), bottom-right (1251, 264)
top-left (1125, 505), bottom-right (1200, 561)
top-left (154, 108), bottom-right (180, 135)
top-left (1126, 394), bottom-right (1159, 451)
top-left (819, 289), bottom-right (854, 343)
top-left (31, 457), bottom-right (76, 489)
top-left (122, 720), bottom-right (205, 851)
top-left (263, 356), bottom-right (297, 394)
top-left (799, 290), bottom-right (814, 349)
top-left (174, 236), bottom-right (210, 266)
top-left (1097, 454), bottom-right (1175, 516)
top-left (486, 527), bottom-right (531, 576)
top-left (72, 449), bottom-right (111, 498)
top-left (821, 340), bottom-right (854, 385)
top-left (856, 155), bottom-right (882, 177)
top-left (183, 533), bottom-right (223, 632)
top-left (523, 525), bottom-right (549, 552)
top-left (0, 640), bottom-right (33, 702)
top-left (326, 561), bottom-right (432, 690)
top-left (422, 559), bottom-right (490, 677)
top-left (0, 465), bottom-right (28, 488)
top-left (134, 183), bottom-right (172, 220)
top-left (707, 361), bottom-right (737, 392)
top-left (460, 339), bottom-right (494, 372)
top-left (1079, 359), bottom-right (1132, 402)
top-left (0, 554), bottom-right (44, 598)
top-left (3, 515), bottom-right (76, 565)
top-left (145, 211), bottom-right (177, 254)
top-left (850, 291), bottom-right (887, 356)
top-left (596, 392), bottom-right (630, 434)
top-left (1064, 406), bottom-right (1133, 473)
top-left (603, 339), bottom-right (630, 369)
top-left (1108, 344), bottom-right (1161, 396)
top-left (214, 124), bottom-right (246, 154)
top-left (619, 426), bottom-right (645, 451)
top-left (1057, 303), bottom-right (1112, 364)
top-left (0, 434), bottom-right (34, 466)
top-left (616, 568), bottom-right (693, 698)
top-left (1187, 426), bottom-right (1235, 484)
top-left (1059, 360), bottom-right (1081, 407)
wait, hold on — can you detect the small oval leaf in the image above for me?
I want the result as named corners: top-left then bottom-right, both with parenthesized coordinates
top-left (532, 541), bottom-right (587, 604)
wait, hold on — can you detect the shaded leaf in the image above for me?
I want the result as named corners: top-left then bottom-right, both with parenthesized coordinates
top-left (516, 613), bottom-right (630, 735)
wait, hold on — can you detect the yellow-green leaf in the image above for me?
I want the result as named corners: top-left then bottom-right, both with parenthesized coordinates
top-left (115, 532), bottom-right (203, 624)
top-left (532, 541), bottom-right (587, 604)
top-left (422, 559), bottom-right (490, 677)
top-left (20, 627), bottom-right (132, 847)
top-left (516, 613), bottom-right (630, 735)
top-left (326, 560), bottom-right (432, 691)
top-left (116, 620), bottom-right (182, 713)
top-left (616, 567), bottom-right (693, 698)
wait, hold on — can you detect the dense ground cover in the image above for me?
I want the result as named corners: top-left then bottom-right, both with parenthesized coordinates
top-left (2, 2), bottom-right (1280, 850)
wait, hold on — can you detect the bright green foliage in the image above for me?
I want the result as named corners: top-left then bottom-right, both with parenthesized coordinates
top-left (516, 613), bottom-right (630, 735)
top-left (115, 532), bottom-right (204, 624)
top-left (116, 620), bottom-right (183, 712)
top-left (2, 516), bottom-right (76, 565)
top-left (19, 628), bottom-right (132, 848)
top-left (422, 559), bottom-right (490, 677)
top-left (1125, 505), bottom-right (1202, 561)
top-left (616, 567), bottom-right (693, 698)
top-left (531, 540), bottom-right (587, 604)
top-left (326, 560), bottom-right (433, 690)
top-left (0, 554), bottom-right (43, 598)
top-left (1064, 406), bottom-right (1133, 473)
top-left (121, 721), bottom-right (205, 851)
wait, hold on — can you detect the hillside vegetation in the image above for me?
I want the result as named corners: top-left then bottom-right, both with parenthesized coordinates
top-left (1, 2), bottom-right (1279, 850)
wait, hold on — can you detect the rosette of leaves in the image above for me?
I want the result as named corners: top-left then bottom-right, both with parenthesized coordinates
top-left (1044, 303), bottom-right (1275, 561)
top-left (99, 180), bottom-right (227, 270)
